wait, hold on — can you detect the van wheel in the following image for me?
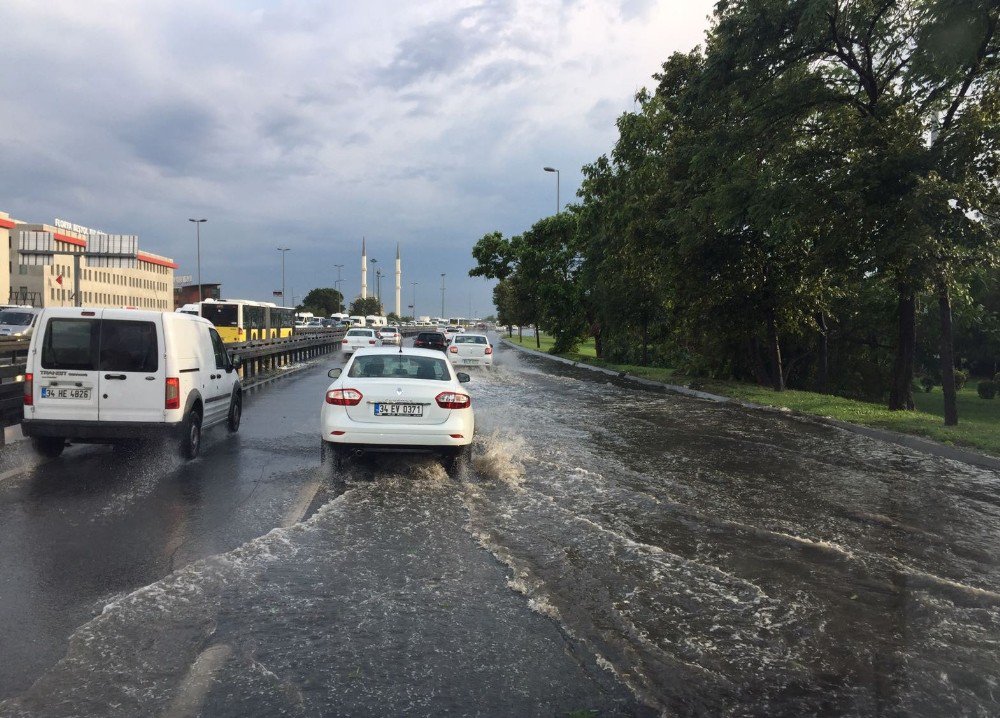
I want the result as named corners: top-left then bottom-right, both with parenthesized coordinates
top-left (180, 409), bottom-right (202, 459)
top-left (33, 436), bottom-right (65, 458)
top-left (227, 392), bottom-right (242, 432)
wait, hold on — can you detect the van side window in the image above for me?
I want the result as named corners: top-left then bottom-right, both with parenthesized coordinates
top-left (41, 319), bottom-right (100, 371)
top-left (209, 329), bottom-right (229, 370)
top-left (100, 321), bottom-right (158, 373)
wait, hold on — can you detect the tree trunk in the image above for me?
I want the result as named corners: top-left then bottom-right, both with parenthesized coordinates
top-left (766, 310), bottom-right (784, 392)
top-left (518, 325), bottom-right (522, 342)
top-left (814, 312), bottom-right (829, 394)
top-left (888, 289), bottom-right (916, 410)
top-left (641, 316), bottom-right (649, 366)
top-left (937, 273), bottom-right (958, 426)
top-left (749, 336), bottom-right (770, 386)
top-left (591, 321), bottom-right (603, 359)
top-left (534, 319), bottom-right (540, 349)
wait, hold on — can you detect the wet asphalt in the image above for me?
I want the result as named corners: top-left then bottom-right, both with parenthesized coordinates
top-left (0, 338), bottom-right (998, 717)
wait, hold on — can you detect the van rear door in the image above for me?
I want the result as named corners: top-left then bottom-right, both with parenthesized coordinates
top-left (32, 311), bottom-right (102, 422)
top-left (97, 311), bottom-right (165, 423)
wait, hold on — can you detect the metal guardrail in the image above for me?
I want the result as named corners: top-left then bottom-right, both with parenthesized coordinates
top-left (0, 339), bottom-right (30, 437)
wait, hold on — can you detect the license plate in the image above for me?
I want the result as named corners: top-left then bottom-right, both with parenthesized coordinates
top-left (41, 387), bottom-right (91, 400)
top-left (374, 403), bottom-right (423, 417)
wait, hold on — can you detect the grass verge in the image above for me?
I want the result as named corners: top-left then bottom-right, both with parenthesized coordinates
top-left (505, 332), bottom-right (1000, 457)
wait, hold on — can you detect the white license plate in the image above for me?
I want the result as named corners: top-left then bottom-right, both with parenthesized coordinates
top-left (41, 387), bottom-right (91, 400)
top-left (374, 403), bottom-right (423, 417)
top-left (459, 358), bottom-right (478, 364)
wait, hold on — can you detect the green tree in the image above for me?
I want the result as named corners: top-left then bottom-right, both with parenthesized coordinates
top-left (348, 296), bottom-right (383, 316)
top-left (299, 287), bottom-right (344, 316)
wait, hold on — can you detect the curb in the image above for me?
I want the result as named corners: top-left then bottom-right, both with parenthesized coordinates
top-left (499, 337), bottom-right (1000, 472)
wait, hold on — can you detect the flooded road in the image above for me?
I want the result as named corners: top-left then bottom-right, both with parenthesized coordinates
top-left (1, 341), bottom-right (999, 716)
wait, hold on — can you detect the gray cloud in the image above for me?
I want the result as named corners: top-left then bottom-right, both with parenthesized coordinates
top-left (116, 102), bottom-right (218, 174)
top-left (376, 0), bottom-right (516, 89)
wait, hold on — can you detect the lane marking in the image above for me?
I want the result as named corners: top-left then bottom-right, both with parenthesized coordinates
top-left (281, 477), bottom-right (322, 528)
top-left (161, 643), bottom-right (233, 718)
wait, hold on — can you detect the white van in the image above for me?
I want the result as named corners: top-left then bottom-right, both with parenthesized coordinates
top-left (22, 308), bottom-right (243, 459)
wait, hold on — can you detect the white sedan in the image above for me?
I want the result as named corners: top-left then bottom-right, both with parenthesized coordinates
top-left (378, 326), bottom-right (401, 345)
top-left (341, 328), bottom-right (381, 354)
top-left (320, 348), bottom-right (475, 474)
top-left (447, 333), bottom-right (494, 368)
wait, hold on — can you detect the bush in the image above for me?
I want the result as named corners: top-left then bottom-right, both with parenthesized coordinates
top-left (953, 369), bottom-right (969, 391)
top-left (977, 381), bottom-right (997, 400)
top-left (994, 372), bottom-right (1000, 385)
top-left (920, 375), bottom-right (935, 393)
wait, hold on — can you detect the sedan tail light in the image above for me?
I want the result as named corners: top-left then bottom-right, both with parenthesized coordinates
top-left (449, 346), bottom-right (458, 353)
top-left (436, 391), bottom-right (471, 409)
top-left (326, 388), bottom-right (363, 406)
top-left (485, 346), bottom-right (493, 355)
top-left (23, 373), bottom-right (33, 406)
top-left (342, 339), bottom-right (349, 344)
top-left (165, 377), bottom-right (180, 410)
top-left (369, 340), bottom-right (376, 345)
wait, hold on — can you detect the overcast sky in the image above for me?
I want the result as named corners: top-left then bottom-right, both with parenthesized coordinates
top-left (1, 0), bottom-right (714, 317)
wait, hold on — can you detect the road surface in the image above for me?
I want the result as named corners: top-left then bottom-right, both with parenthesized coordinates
top-left (0, 340), bottom-right (998, 716)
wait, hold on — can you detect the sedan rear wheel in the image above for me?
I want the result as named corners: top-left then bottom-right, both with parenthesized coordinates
top-left (444, 445), bottom-right (471, 477)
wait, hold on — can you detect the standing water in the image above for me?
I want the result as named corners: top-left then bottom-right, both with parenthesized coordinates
top-left (2, 343), bottom-right (998, 717)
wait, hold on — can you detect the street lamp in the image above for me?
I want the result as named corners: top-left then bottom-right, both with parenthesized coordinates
top-left (375, 268), bottom-right (383, 305)
top-left (411, 281), bottom-right (418, 319)
top-left (334, 264), bottom-right (345, 308)
top-left (440, 273), bottom-right (446, 319)
top-left (188, 219), bottom-right (207, 302)
top-left (276, 247), bottom-right (291, 305)
top-left (543, 166), bottom-right (560, 214)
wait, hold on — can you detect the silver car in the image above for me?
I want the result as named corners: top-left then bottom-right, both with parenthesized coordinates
top-left (0, 307), bottom-right (40, 339)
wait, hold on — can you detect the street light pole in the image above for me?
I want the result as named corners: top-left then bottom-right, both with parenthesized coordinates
top-left (440, 273), bottom-right (446, 318)
top-left (188, 218), bottom-right (207, 302)
top-left (411, 281), bottom-right (418, 319)
top-left (543, 166), bottom-right (560, 214)
top-left (276, 247), bottom-right (291, 305)
top-left (334, 263), bottom-right (344, 309)
top-left (376, 269), bottom-right (383, 306)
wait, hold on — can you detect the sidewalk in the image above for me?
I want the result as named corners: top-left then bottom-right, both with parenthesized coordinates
top-left (500, 337), bottom-right (1000, 472)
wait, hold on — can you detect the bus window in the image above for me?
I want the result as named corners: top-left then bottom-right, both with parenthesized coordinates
top-left (201, 303), bottom-right (238, 327)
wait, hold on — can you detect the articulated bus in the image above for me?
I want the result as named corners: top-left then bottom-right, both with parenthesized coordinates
top-left (180, 299), bottom-right (295, 343)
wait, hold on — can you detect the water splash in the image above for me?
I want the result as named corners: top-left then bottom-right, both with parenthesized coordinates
top-left (471, 431), bottom-right (526, 487)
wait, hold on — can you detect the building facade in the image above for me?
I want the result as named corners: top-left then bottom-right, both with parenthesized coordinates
top-left (4, 214), bottom-right (176, 309)
top-left (0, 212), bottom-right (12, 306)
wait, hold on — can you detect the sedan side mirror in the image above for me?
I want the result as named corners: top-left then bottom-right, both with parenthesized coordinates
top-left (328, 367), bottom-right (342, 379)
top-left (457, 372), bottom-right (471, 383)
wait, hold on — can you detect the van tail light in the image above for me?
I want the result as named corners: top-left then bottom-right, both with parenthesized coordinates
top-left (165, 377), bottom-right (180, 410)
top-left (485, 346), bottom-right (493, 355)
top-left (449, 346), bottom-right (458, 353)
top-left (436, 391), bottom-right (471, 409)
top-left (326, 388), bottom-right (363, 406)
top-left (23, 373), bottom-right (33, 406)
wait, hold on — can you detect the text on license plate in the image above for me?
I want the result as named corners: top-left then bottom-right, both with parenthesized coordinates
top-left (374, 403), bottom-right (423, 417)
top-left (41, 387), bottom-right (91, 400)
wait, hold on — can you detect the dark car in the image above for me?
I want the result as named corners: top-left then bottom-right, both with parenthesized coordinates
top-left (414, 331), bottom-right (448, 351)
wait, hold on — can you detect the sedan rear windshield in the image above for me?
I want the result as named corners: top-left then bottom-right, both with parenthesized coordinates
top-left (41, 319), bottom-right (158, 372)
top-left (417, 332), bottom-right (445, 341)
top-left (455, 335), bottom-right (488, 344)
top-left (348, 355), bottom-right (450, 380)
top-left (346, 329), bottom-right (373, 337)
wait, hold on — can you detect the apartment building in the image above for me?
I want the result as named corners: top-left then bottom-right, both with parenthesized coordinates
top-left (4, 214), bottom-right (176, 309)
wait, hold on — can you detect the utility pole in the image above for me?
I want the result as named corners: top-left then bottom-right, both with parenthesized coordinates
top-left (188, 219), bottom-right (207, 302)
top-left (276, 247), bottom-right (291, 305)
top-left (334, 263), bottom-right (344, 310)
top-left (411, 281), bottom-right (418, 319)
top-left (440, 273), bottom-right (446, 318)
